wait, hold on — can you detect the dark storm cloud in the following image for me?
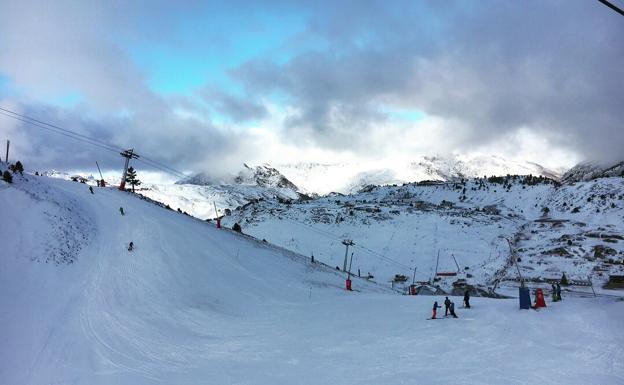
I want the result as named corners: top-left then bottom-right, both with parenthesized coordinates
top-left (234, 0), bottom-right (624, 162)
top-left (0, 0), bottom-right (622, 176)
top-left (200, 88), bottom-right (268, 123)
top-left (0, 101), bottom-right (250, 176)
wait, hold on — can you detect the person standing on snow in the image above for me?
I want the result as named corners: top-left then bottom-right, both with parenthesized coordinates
top-left (556, 283), bottom-right (562, 301)
top-left (551, 283), bottom-right (558, 302)
top-left (432, 301), bottom-right (442, 319)
top-left (128, 242), bottom-right (134, 252)
top-left (119, 207), bottom-right (125, 216)
top-left (89, 186), bottom-right (94, 194)
top-left (464, 290), bottom-right (471, 308)
top-left (450, 301), bottom-right (458, 318)
top-left (444, 296), bottom-right (451, 316)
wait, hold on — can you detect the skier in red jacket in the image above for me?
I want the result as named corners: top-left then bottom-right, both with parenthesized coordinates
top-left (432, 301), bottom-right (442, 319)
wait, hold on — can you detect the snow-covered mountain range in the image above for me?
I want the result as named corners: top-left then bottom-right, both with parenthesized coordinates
top-left (562, 161), bottom-right (624, 183)
top-left (134, 154), bottom-right (564, 219)
top-left (178, 163), bottom-right (300, 191)
top-left (274, 154), bottom-right (563, 195)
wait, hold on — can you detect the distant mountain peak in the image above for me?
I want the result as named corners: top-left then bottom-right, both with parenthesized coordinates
top-left (233, 164), bottom-right (299, 190)
top-left (177, 164), bottom-right (300, 192)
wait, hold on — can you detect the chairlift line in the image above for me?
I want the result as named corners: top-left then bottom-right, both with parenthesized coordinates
top-left (282, 217), bottom-right (414, 271)
top-left (0, 110), bottom-right (120, 153)
top-left (598, 0), bottom-right (624, 16)
top-left (0, 105), bottom-right (189, 180)
top-left (0, 107), bottom-right (122, 152)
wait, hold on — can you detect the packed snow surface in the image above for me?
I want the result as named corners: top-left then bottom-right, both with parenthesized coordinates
top-left (1, 174), bottom-right (623, 384)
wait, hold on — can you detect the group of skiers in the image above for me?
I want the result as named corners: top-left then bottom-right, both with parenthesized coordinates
top-left (431, 290), bottom-right (471, 319)
top-left (431, 284), bottom-right (564, 319)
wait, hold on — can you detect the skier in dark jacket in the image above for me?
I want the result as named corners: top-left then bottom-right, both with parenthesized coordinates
top-left (464, 290), bottom-right (471, 308)
top-left (449, 302), bottom-right (458, 318)
top-left (119, 207), bottom-right (125, 216)
top-left (432, 301), bottom-right (442, 319)
top-left (551, 283), bottom-right (558, 302)
top-left (128, 241), bottom-right (134, 252)
top-left (556, 283), bottom-right (562, 301)
top-left (89, 186), bottom-right (94, 194)
top-left (444, 297), bottom-right (451, 316)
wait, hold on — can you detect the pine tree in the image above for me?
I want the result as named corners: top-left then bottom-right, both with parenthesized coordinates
top-left (13, 161), bottom-right (24, 175)
top-left (124, 166), bottom-right (141, 192)
top-left (2, 170), bottom-right (13, 183)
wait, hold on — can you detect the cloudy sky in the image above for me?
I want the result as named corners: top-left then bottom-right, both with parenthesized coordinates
top-left (0, 0), bottom-right (622, 181)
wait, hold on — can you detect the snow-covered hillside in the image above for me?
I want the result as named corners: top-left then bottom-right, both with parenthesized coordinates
top-left (137, 182), bottom-right (301, 220)
top-left (0, 172), bottom-right (385, 384)
top-left (134, 163), bottom-right (305, 219)
top-left (223, 175), bottom-right (624, 291)
top-left (1, 170), bottom-right (623, 384)
top-left (562, 160), bottom-right (624, 183)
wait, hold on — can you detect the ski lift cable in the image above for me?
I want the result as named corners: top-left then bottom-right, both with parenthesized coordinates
top-left (282, 217), bottom-right (414, 271)
top-left (0, 106), bottom-right (189, 180)
top-left (0, 110), bottom-right (121, 153)
top-left (282, 217), bottom-right (415, 271)
top-left (0, 106), bottom-right (123, 152)
top-left (598, 0), bottom-right (624, 16)
top-left (134, 157), bottom-right (188, 180)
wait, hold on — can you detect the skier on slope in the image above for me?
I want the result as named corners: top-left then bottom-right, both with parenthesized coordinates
top-left (556, 283), bottom-right (562, 301)
top-left (119, 207), bottom-right (125, 216)
top-left (89, 186), bottom-right (94, 194)
top-left (464, 290), bottom-right (471, 308)
top-left (449, 301), bottom-right (458, 318)
top-left (432, 301), bottom-right (442, 319)
top-left (444, 296), bottom-right (451, 316)
top-left (128, 241), bottom-right (134, 252)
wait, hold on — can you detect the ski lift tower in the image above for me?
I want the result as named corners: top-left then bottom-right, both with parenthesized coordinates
top-left (342, 239), bottom-right (354, 272)
top-left (504, 237), bottom-right (531, 309)
top-left (118, 149), bottom-right (139, 191)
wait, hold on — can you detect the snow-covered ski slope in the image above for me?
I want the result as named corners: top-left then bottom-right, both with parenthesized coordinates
top-left (1, 174), bottom-right (623, 384)
top-left (223, 176), bottom-right (624, 290)
top-left (0, 174), bottom-right (385, 383)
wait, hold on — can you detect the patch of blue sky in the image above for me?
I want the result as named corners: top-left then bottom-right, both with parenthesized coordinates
top-left (126, 8), bottom-right (307, 96)
top-left (50, 90), bottom-right (83, 108)
top-left (0, 73), bottom-right (12, 97)
top-left (386, 108), bottom-right (425, 122)
top-left (0, 73), bottom-right (82, 108)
